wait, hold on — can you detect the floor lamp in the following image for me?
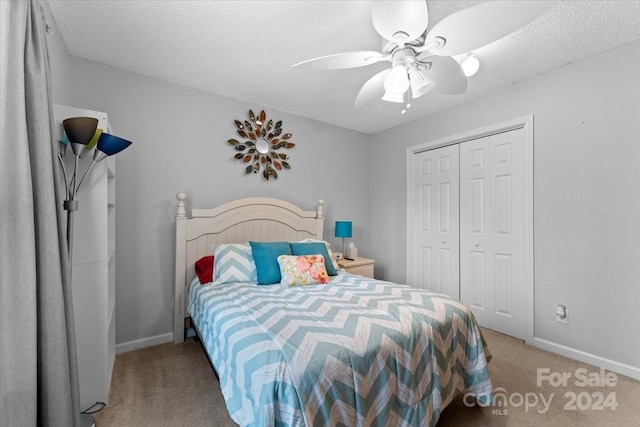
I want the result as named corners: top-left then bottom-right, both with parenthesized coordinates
top-left (58, 117), bottom-right (132, 427)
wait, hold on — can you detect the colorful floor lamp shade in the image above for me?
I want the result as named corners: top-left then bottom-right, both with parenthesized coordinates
top-left (335, 221), bottom-right (352, 255)
top-left (94, 132), bottom-right (133, 160)
top-left (63, 116), bottom-right (98, 158)
top-left (61, 117), bottom-right (133, 208)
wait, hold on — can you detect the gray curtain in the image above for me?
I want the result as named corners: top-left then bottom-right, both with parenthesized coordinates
top-left (0, 0), bottom-right (81, 425)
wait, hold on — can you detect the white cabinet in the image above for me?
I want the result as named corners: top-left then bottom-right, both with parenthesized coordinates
top-left (53, 105), bottom-right (116, 411)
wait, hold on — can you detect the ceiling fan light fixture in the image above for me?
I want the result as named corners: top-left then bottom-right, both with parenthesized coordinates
top-left (384, 64), bottom-right (410, 95)
top-left (461, 54), bottom-right (480, 77)
top-left (382, 90), bottom-right (405, 103)
top-left (408, 67), bottom-right (436, 99)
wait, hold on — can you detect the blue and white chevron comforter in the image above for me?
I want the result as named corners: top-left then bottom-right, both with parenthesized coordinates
top-left (189, 273), bottom-right (493, 427)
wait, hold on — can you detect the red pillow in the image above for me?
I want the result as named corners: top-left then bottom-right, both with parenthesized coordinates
top-left (195, 255), bottom-right (214, 284)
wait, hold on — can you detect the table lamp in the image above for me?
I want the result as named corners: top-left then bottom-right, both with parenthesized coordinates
top-left (334, 221), bottom-right (352, 257)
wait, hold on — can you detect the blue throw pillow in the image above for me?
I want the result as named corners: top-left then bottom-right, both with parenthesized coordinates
top-left (290, 242), bottom-right (338, 276)
top-left (249, 241), bottom-right (292, 285)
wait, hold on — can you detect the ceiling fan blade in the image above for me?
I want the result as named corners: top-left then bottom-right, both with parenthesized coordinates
top-left (422, 56), bottom-right (467, 95)
top-left (293, 51), bottom-right (387, 70)
top-left (371, 0), bottom-right (428, 46)
top-left (424, 1), bottom-right (556, 56)
top-left (355, 69), bottom-right (391, 108)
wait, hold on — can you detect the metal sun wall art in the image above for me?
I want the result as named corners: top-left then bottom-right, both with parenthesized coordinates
top-left (227, 110), bottom-right (294, 181)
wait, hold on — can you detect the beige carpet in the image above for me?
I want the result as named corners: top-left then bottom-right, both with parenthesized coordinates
top-left (94, 329), bottom-right (640, 426)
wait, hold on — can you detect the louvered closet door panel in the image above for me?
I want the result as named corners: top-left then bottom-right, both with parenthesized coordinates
top-left (460, 128), bottom-right (526, 338)
top-left (409, 145), bottom-right (460, 299)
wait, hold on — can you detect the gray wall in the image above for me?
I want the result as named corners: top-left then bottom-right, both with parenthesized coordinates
top-left (369, 40), bottom-right (640, 369)
top-left (46, 10), bottom-right (639, 371)
top-left (47, 33), bottom-right (371, 344)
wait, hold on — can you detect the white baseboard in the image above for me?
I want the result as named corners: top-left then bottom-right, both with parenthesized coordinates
top-left (534, 337), bottom-right (640, 381)
top-left (116, 332), bottom-right (173, 354)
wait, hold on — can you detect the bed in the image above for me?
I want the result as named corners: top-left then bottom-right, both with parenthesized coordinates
top-left (173, 193), bottom-right (493, 426)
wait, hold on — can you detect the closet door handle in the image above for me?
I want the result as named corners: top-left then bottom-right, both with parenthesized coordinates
top-left (441, 240), bottom-right (447, 245)
top-left (474, 242), bottom-right (480, 247)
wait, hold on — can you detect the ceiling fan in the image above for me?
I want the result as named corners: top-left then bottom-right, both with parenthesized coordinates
top-left (293, 1), bottom-right (556, 108)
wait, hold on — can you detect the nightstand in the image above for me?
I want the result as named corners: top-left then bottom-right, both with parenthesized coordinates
top-left (338, 257), bottom-right (375, 279)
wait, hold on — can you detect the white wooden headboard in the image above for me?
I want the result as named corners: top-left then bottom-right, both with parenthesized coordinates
top-left (173, 192), bottom-right (325, 343)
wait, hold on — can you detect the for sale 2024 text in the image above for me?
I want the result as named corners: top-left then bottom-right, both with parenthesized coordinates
top-left (537, 367), bottom-right (618, 411)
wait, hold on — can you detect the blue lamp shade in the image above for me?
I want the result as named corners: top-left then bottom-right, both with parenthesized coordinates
top-left (335, 221), bottom-right (352, 238)
top-left (96, 132), bottom-right (132, 156)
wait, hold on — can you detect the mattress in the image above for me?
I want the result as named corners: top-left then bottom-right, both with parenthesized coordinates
top-left (188, 273), bottom-right (493, 427)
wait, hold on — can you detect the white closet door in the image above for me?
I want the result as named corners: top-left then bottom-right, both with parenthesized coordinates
top-left (409, 145), bottom-right (460, 299)
top-left (460, 128), bottom-right (526, 338)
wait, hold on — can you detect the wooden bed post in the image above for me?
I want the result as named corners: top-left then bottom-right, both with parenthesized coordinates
top-left (174, 192), bottom-right (187, 344)
top-left (317, 199), bottom-right (324, 219)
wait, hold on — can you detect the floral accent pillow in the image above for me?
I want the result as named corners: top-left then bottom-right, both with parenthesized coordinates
top-left (296, 239), bottom-right (340, 272)
top-left (277, 254), bottom-right (329, 287)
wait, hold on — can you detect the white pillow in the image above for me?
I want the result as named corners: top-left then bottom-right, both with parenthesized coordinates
top-left (212, 243), bottom-right (257, 284)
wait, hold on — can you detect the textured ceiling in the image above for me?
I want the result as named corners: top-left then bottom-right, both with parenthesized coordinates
top-left (46, 1), bottom-right (640, 134)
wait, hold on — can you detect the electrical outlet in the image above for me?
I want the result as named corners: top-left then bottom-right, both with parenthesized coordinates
top-left (556, 305), bottom-right (568, 323)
